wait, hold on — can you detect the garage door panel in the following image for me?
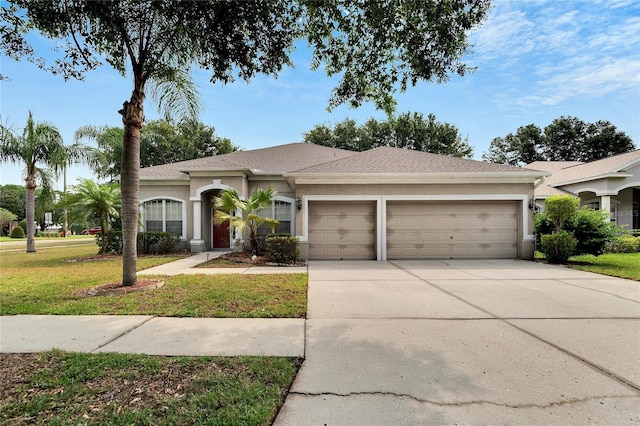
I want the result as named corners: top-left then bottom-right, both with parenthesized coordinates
top-left (309, 201), bottom-right (376, 260)
top-left (387, 201), bottom-right (519, 259)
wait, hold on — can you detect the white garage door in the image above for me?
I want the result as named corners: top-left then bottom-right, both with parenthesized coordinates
top-left (308, 201), bottom-right (376, 260)
top-left (387, 201), bottom-right (518, 259)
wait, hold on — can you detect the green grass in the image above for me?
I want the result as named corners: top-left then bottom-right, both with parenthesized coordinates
top-left (568, 252), bottom-right (640, 280)
top-left (0, 235), bottom-right (93, 242)
top-left (0, 245), bottom-right (308, 317)
top-left (1, 350), bottom-right (301, 426)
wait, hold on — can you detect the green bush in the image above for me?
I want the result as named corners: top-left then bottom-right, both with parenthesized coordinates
top-left (18, 219), bottom-right (27, 232)
top-left (36, 231), bottom-right (60, 238)
top-left (9, 225), bottom-right (25, 239)
top-left (266, 235), bottom-right (299, 264)
top-left (541, 231), bottom-right (577, 264)
top-left (97, 231), bottom-right (182, 255)
top-left (566, 208), bottom-right (616, 256)
top-left (535, 207), bottom-right (616, 257)
top-left (605, 235), bottom-right (640, 253)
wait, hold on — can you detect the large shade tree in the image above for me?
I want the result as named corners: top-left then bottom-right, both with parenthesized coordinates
top-left (0, 111), bottom-right (88, 252)
top-left (304, 112), bottom-right (474, 157)
top-left (1, 0), bottom-right (491, 285)
top-left (483, 117), bottom-right (635, 166)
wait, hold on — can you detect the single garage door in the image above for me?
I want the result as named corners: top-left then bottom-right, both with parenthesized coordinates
top-left (308, 201), bottom-right (376, 260)
top-left (387, 201), bottom-right (518, 259)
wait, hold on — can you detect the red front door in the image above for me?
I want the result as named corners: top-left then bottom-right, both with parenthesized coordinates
top-left (212, 215), bottom-right (230, 248)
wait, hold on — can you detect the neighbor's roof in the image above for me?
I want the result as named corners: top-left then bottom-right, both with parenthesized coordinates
top-left (288, 146), bottom-right (544, 175)
top-left (139, 143), bottom-right (358, 179)
top-left (529, 150), bottom-right (640, 198)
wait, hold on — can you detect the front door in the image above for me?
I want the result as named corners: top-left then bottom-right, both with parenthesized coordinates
top-left (212, 213), bottom-right (230, 248)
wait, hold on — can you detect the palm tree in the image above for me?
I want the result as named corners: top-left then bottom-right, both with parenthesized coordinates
top-left (64, 179), bottom-right (121, 253)
top-left (0, 111), bottom-right (90, 252)
top-left (74, 125), bottom-right (124, 182)
top-left (213, 187), bottom-right (278, 255)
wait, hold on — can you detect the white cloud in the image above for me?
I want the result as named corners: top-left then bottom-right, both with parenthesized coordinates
top-left (469, 0), bottom-right (640, 107)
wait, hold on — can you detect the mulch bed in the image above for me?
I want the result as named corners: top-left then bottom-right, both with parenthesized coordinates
top-left (74, 278), bottom-right (165, 297)
top-left (197, 251), bottom-right (306, 268)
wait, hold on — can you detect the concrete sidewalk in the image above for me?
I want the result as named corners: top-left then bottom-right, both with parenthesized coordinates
top-left (0, 315), bottom-right (304, 356)
top-left (137, 250), bottom-right (308, 276)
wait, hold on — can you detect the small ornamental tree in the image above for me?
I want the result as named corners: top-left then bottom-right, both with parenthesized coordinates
top-left (538, 195), bottom-right (579, 263)
top-left (544, 195), bottom-right (580, 232)
top-left (213, 187), bottom-right (278, 256)
top-left (0, 207), bottom-right (17, 228)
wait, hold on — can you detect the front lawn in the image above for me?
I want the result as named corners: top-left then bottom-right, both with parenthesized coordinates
top-left (567, 252), bottom-right (640, 281)
top-left (0, 245), bottom-right (307, 317)
top-left (0, 350), bottom-right (300, 425)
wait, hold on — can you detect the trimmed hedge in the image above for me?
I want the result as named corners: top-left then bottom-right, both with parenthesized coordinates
top-left (9, 225), bottom-right (25, 239)
top-left (605, 236), bottom-right (640, 253)
top-left (266, 235), bottom-right (299, 264)
top-left (541, 231), bottom-right (577, 264)
top-left (97, 231), bottom-right (182, 255)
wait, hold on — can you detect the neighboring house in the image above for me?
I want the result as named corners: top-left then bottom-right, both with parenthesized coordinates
top-left (528, 150), bottom-right (640, 232)
top-left (138, 143), bottom-right (547, 260)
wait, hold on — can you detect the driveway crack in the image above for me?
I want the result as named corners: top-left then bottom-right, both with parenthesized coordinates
top-left (288, 391), bottom-right (639, 408)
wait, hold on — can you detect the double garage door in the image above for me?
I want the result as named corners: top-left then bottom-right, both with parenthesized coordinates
top-left (308, 200), bottom-right (519, 260)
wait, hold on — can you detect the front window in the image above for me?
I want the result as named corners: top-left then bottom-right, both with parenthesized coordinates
top-left (143, 199), bottom-right (184, 237)
top-left (257, 200), bottom-right (293, 236)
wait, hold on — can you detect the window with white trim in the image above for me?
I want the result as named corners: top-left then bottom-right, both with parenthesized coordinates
top-left (257, 200), bottom-right (293, 236)
top-left (143, 199), bottom-right (184, 236)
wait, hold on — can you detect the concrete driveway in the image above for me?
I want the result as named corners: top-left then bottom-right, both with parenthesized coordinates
top-left (275, 259), bottom-right (640, 425)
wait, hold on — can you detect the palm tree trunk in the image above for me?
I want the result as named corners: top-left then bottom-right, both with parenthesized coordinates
top-left (25, 176), bottom-right (36, 253)
top-left (119, 86), bottom-right (144, 286)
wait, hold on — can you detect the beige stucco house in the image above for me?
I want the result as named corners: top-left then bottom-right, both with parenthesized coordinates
top-left (529, 150), bottom-right (640, 233)
top-left (138, 143), bottom-right (547, 260)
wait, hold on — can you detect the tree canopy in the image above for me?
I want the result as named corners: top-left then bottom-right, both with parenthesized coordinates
top-left (1, 0), bottom-right (490, 284)
top-left (0, 184), bottom-right (26, 220)
top-left (483, 116), bottom-right (635, 166)
top-left (76, 119), bottom-right (239, 181)
top-left (304, 112), bottom-right (474, 158)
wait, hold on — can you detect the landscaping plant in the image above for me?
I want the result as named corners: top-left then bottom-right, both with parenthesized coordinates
top-left (9, 225), bottom-right (24, 239)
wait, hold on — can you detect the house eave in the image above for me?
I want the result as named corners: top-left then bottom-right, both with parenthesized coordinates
top-left (284, 172), bottom-right (547, 185)
top-left (139, 176), bottom-right (190, 184)
top-left (551, 172), bottom-right (633, 187)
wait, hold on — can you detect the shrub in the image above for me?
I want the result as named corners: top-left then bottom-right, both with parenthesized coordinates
top-left (567, 208), bottom-right (616, 256)
top-left (36, 231), bottom-right (60, 238)
top-left (97, 231), bottom-right (181, 255)
top-left (544, 195), bottom-right (580, 231)
top-left (535, 207), bottom-right (616, 257)
top-left (9, 225), bottom-right (25, 239)
top-left (605, 235), bottom-right (640, 253)
top-left (18, 219), bottom-right (27, 232)
top-left (541, 231), bottom-right (577, 264)
top-left (266, 235), bottom-right (299, 264)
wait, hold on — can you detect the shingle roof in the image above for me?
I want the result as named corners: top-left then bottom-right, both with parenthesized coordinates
top-left (291, 146), bottom-right (542, 174)
top-left (529, 150), bottom-right (640, 197)
top-left (139, 143), bottom-right (358, 178)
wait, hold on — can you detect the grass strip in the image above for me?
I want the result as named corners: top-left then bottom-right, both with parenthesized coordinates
top-left (567, 252), bottom-right (639, 281)
top-left (0, 350), bottom-right (301, 426)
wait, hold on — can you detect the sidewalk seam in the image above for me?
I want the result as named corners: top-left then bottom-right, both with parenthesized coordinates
top-left (90, 316), bottom-right (156, 353)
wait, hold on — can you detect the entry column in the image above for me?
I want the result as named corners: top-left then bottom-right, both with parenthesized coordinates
top-left (190, 199), bottom-right (206, 252)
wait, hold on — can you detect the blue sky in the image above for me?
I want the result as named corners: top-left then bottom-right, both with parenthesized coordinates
top-left (1, 0), bottom-right (639, 189)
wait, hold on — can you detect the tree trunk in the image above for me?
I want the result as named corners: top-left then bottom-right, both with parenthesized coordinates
top-left (119, 87), bottom-right (144, 286)
top-left (25, 175), bottom-right (36, 253)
